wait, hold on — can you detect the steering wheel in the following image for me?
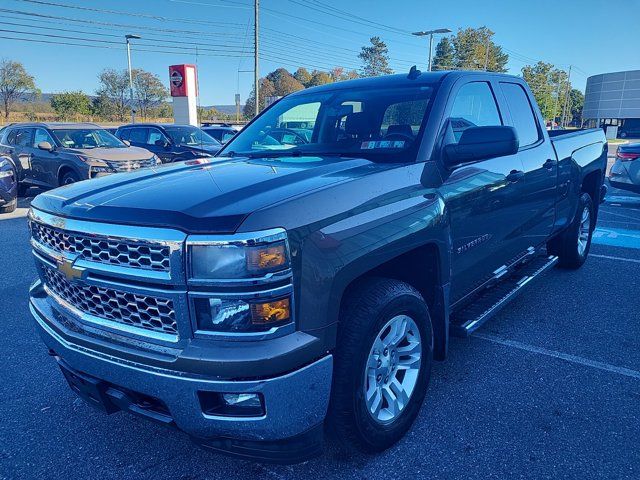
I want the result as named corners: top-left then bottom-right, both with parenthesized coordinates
top-left (383, 132), bottom-right (414, 143)
top-left (265, 128), bottom-right (309, 145)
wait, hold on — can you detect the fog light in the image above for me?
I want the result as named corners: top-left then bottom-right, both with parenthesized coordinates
top-left (198, 391), bottom-right (265, 417)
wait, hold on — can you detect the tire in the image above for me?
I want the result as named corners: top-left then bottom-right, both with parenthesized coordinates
top-left (547, 192), bottom-right (594, 269)
top-left (60, 171), bottom-right (80, 186)
top-left (327, 277), bottom-right (433, 453)
top-left (0, 198), bottom-right (17, 214)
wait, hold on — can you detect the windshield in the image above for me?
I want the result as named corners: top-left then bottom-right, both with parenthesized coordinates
top-left (220, 84), bottom-right (436, 161)
top-left (164, 126), bottom-right (220, 147)
top-left (52, 128), bottom-right (126, 149)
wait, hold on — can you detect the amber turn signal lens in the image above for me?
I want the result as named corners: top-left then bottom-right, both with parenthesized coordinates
top-left (250, 298), bottom-right (291, 325)
top-left (246, 242), bottom-right (288, 272)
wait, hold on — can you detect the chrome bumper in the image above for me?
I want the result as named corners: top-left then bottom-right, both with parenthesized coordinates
top-left (30, 291), bottom-right (333, 442)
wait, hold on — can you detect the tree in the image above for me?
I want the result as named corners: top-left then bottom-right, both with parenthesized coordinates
top-left (432, 37), bottom-right (455, 71)
top-left (243, 77), bottom-right (276, 118)
top-left (358, 36), bottom-right (393, 77)
top-left (330, 67), bottom-right (359, 82)
top-left (266, 68), bottom-right (304, 96)
top-left (132, 69), bottom-right (168, 120)
top-left (0, 59), bottom-right (38, 120)
top-left (308, 70), bottom-right (333, 87)
top-left (522, 61), bottom-right (570, 122)
top-left (433, 27), bottom-right (509, 73)
top-left (95, 69), bottom-right (130, 121)
top-left (568, 88), bottom-right (584, 126)
top-left (293, 67), bottom-right (312, 87)
top-left (50, 91), bottom-right (91, 120)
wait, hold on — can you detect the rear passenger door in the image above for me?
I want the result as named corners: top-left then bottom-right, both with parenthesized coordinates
top-left (6, 128), bottom-right (35, 184)
top-left (31, 128), bottom-right (59, 187)
top-left (125, 127), bottom-right (149, 149)
top-left (498, 82), bottom-right (558, 247)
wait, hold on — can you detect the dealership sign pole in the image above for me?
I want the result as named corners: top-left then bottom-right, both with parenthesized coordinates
top-left (169, 64), bottom-right (199, 126)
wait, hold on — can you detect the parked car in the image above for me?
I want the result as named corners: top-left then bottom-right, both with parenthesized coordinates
top-left (200, 124), bottom-right (238, 144)
top-left (28, 71), bottom-right (606, 463)
top-left (0, 123), bottom-right (160, 194)
top-left (115, 123), bottom-right (221, 162)
top-left (609, 142), bottom-right (640, 193)
top-left (0, 155), bottom-right (17, 213)
top-left (618, 119), bottom-right (640, 139)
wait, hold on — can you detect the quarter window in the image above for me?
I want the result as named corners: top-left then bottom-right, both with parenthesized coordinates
top-left (450, 82), bottom-right (502, 142)
top-left (500, 82), bottom-right (540, 147)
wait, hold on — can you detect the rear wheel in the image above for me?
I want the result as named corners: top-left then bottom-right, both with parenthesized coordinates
top-left (327, 278), bottom-right (433, 453)
top-left (60, 171), bottom-right (80, 186)
top-left (547, 192), bottom-right (594, 269)
top-left (0, 198), bottom-right (17, 214)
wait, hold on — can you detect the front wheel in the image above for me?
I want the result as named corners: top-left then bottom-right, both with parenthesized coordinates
top-left (547, 192), bottom-right (594, 269)
top-left (327, 278), bottom-right (433, 453)
top-left (60, 171), bottom-right (80, 186)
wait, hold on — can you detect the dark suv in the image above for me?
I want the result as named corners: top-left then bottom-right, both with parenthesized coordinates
top-left (0, 123), bottom-right (160, 194)
top-left (115, 123), bottom-right (222, 163)
top-left (200, 123), bottom-right (238, 144)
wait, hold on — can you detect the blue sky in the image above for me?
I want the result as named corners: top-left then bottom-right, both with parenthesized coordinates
top-left (3, 0), bottom-right (639, 105)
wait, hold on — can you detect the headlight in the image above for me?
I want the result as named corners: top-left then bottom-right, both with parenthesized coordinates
top-left (188, 230), bottom-right (290, 280)
top-left (90, 163), bottom-right (115, 174)
top-left (188, 229), bottom-right (293, 333)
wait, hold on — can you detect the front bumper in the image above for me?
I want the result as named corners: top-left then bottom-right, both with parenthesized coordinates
top-left (30, 285), bottom-right (333, 462)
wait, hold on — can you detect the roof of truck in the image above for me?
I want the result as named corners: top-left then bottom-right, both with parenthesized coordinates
top-left (293, 70), bottom-right (521, 96)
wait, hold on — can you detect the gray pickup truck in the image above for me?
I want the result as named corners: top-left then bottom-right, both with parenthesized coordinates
top-left (27, 70), bottom-right (607, 463)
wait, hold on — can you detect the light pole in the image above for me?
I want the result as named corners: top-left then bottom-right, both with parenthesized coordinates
top-left (412, 28), bottom-right (452, 72)
top-left (125, 34), bottom-right (141, 123)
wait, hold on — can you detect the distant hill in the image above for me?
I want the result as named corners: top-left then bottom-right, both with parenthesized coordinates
top-left (207, 105), bottom-right (243, 115)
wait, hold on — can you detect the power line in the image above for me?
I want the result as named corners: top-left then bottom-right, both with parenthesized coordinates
top-left (0, 34), bottom-right (250, 58)
top-left (10, 0), bottom-right (247, 27)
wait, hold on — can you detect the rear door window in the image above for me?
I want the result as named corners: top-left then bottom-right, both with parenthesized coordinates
top-left (450, 82), bottom-right (502, 142)
top-left (14, 128), bottom-right (34, 148)
top-left (500, 82), bottom-right (540, 147)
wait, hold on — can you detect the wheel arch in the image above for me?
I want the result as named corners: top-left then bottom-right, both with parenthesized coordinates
top-left (331, 238), bottom-right (451, 361)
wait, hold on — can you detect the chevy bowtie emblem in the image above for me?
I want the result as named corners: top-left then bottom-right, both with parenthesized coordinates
top-left (57, 258), bottom-right (86, 282)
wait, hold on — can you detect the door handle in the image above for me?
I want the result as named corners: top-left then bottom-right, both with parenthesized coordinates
top-left (543, 158), bottom-right (557, 170)
top-left (506, 170), bottom-right (524, 183)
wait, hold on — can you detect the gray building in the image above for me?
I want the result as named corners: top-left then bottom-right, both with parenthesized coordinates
top-left (583, 70), bottom-right (640, 136)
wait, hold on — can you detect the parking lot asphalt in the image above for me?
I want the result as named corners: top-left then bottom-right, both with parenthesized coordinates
top-left (1, 186), bottom-right (639, 480)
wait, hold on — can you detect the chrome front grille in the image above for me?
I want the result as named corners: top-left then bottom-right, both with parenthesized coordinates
top-left (42, 264), bottom-right (178, 335)
top-left (108, 158), bottom-right (157, 172)
top-left (30, 221), bottom-right (171, 271)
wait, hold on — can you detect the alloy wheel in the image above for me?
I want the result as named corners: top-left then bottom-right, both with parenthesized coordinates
top-left (363, 314), bottom-right (422, 424)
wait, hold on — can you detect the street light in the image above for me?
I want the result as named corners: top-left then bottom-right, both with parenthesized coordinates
top-left (125, 34), bottom-right (141, 123)
top-left (412, 28), bottom-right (452, 72)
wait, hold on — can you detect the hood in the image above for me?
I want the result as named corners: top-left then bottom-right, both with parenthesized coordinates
top-left (31, 155), bottom-right (386, 233)
top-left (64, 146), bottom-right (154, 162)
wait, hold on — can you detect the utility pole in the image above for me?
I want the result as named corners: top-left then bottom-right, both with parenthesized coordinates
top-left (254, 0), bottom-right (259, 117)
top-left (561, 65), bottom-right (572, 128)
top-left (125, 34), bottom-right (141, 123)
top-left (412, 28), bottom-right (451, 72)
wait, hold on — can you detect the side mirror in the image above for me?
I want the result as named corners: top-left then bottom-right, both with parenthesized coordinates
top-left (37, 141), bottom-right (54, 152)
top-left (122, 140), bottom-right (131, 146)
top-left (444, 126), bottom-right (519, 168)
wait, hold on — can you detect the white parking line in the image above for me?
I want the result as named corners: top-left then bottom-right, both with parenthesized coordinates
top-left (473, 333), bottom-right (640, 381)
top-left (590, 253), bottom-right (640, 264)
